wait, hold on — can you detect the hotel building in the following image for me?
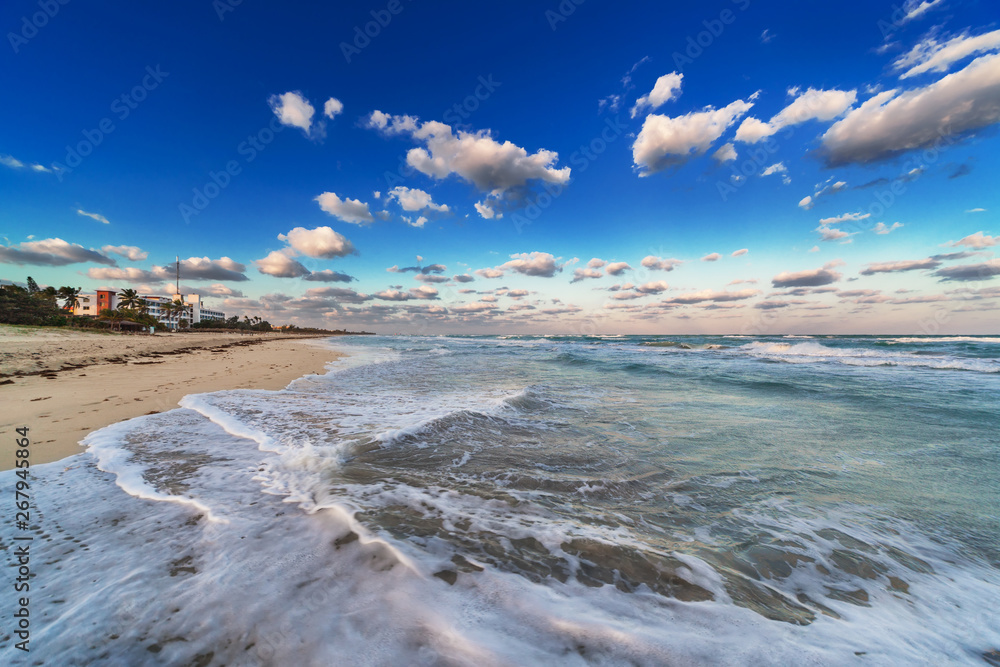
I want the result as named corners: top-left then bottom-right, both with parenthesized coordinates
top-left (73, 290), bottom-right (225, 329)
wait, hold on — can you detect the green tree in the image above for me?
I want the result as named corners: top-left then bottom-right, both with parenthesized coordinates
top-left (58, 286), bottom-right (81, 311)
top-left (117, 288), bottom-right (143, 311)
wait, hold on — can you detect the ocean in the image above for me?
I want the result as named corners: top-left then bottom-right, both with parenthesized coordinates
top-left (3, 334), bottom-right (999, 665)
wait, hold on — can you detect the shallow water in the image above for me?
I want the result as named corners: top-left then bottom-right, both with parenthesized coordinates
top-left (2, 334), bottom-right (998, 665)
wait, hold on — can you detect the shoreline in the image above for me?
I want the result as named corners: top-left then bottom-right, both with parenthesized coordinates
top-left (0, 329), bottom-right (344, 470)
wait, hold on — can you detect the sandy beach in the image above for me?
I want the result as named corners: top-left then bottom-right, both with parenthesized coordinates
top-left (0, 326), bottom-right (343, 469)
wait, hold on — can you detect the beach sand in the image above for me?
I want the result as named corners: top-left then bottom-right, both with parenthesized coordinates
top-left (0, 327), bottom-right (343, 469)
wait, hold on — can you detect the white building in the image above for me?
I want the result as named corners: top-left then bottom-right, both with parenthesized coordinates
top-left (73, 290), bottom-right (225, 330)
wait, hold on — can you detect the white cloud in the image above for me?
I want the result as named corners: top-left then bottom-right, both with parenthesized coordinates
top-left (101, 245), bottom-right (148, 261)
top-left (315, 192), bottom-right (375, 225)
top-left (157, 256), bottom-right (249, 282)
top-left (965, 207), bottom-right (986, 213)
top-left (731, 248), bottom-right (748, 257)
top-left (901, 0), bottom-right (944, 22)
top-left (860, 258), bottom-right (940, 275)
top-left (822, 53), bottom-right (1000, 166)
top-left (798, 195), bottom-right (814, 210)
top-left (662, 288), bottom-right (760, 304)
top-left (816, 225), bottom-right (850, 242)
top-left (587, 258), bottom-right (607, 269)
top-left (819, 211), bottom-right (870, 225)
top-left (809, 245), bottom-right (820, 253)
top-left (0, 154), bottom-right (52, 173)
top-left (571, 267), bottom-right (603, 283)
top-left (894, 29), bottom-right (1000, 79)
top-left (641, 256), bottom-right (683, 271)
top-left (501, 252), bottom-right (561, 277)
top-left (631, 72), bottom-right (683, 118)
top-left (77, 209), bottom-right (110, 225)
top-left (279, 226), bottom-right (355, 258)
top-left (760, 29), bottom-right (774, 44)
top-left (254, 249), bottom-right (310, 278)
top-left (761, 162), bottom-right (786, 176)
top-left (711, 142), bottom-right (737, 163)
top-left (86, 267), bottom-right (159, 281)
top-left (366, 111), bottom-right (570, 194)
top-left (951, 231), bottom-right (999, 248)
top-left (451, 301), bottom-right (498, 313)
top-left (632, 98), bottom-right (754, 175)
top-left (268, 91), bottom-right (318, 136)
top-left (735, 88), bottom-right (857, 143)
top-left (475, 267), bottom-right (505, 279)
top-left (387, 186), bottom-right (450, 213)
top-left (701, 252), bottom-right (721, 262)
top-left (0, 238), bottom-right (115, 266)
top-left (636, 280), bottom-right (669, 294)
top-left (605, 261), bottom-right (632, 276)
top-left (474, 200), bottom-right (500, 219)
top-left (771, 263), bottom-right (843, 287)
top-left (873, 222), bottom-right (904, 234)
top-left (323, 97), bottom-right (344, 118)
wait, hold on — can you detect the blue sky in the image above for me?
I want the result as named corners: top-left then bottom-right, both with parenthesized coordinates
top-left (1, 0), bottom-right (998, 333)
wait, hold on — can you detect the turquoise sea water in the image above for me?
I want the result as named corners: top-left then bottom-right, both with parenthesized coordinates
top-left (2, 334), bottom-right (998, 665)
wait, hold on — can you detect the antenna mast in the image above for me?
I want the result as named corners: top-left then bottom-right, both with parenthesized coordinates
top-left (176, 255), bottom-right (180, 296)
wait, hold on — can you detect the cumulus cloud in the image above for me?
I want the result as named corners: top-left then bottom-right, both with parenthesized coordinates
top-left (632, 98), bottom-right (754, 175)
top-left (641, 256), bottom-right (683, 271)
top-left (102, 245), bottom-right (148, 261)
top-left (712, 143), bottom-right (737, 163)
top-left (631, 72), bottom-right (683, 118)
top-left (951, 231), bottom-right (999, 248)
top-left (159, 256), bottom-right (249, 282)
top-left (701, 253), bottom-right (721, 262)
top-left (315, 193), bottom-right (375, 225)
top-left (821, 54), bottom-right (1000, 166)
top-left (571, 267), bottom-right (603, 283)
top-left (77, 209), bottom-right (111, 225)
top-left (735, 88), bottom-right (857, 143)
top-left (816, 226), bottom-right (851, 242)
top-left (253, 250), bottom-right (309, 278)
top-left (0, 238), bottom-right (115, 266)
top-left (933, 259), bottom-right (1000, 281)
top-left (365, 111), bottom-right (570, 194)
top-left (475, 267), bottom-right (505, 279)
top-left (451, 301), bottom-right (498, 313)
top-left (798, 180), bottom-right (849, 209)
top-left (894, 29), bottom-right (1000, 79)
top-left (304, 287), bottom-right (371, 303)
top-left (771, 262), bottom-right (843, 287)
top-left (323, 97), bottom-right (344, 118)
top-left (474, 200), bottom-right (500, 219)
top-left (605, 261), bottom-right (631, 276)
top-left (873, 222), bottom-right (904, 234)
top-left (860, 258), bottom-right (941, 275)
top-left (387, 186), bottom-right (449, 213)
top-left (731, 248), bottom-right (748, 257)
top-left (501, 252), bottom-right (561, 277)
top-left (387, 263), bottom-right (446, 274)
top-left (269, 91), bottom-right (320, 137)
top-left (303, 269), bottom-right (355, 283)
top-left (454, 274), bottom-right (475, 283)
top-left (279, 226), bottom-right (355, 258)
top-left (662, 288), bottom-right (760, 304)
top-left (86, 266), bottom-right (158, 281)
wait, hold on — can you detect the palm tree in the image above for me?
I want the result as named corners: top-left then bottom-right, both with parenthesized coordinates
top-left (58, 286), bottom-right (81, 311)
top-left (162, 300), bottom-right (185, 329)
top-left (117, 288), bottom-right (143, 311)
